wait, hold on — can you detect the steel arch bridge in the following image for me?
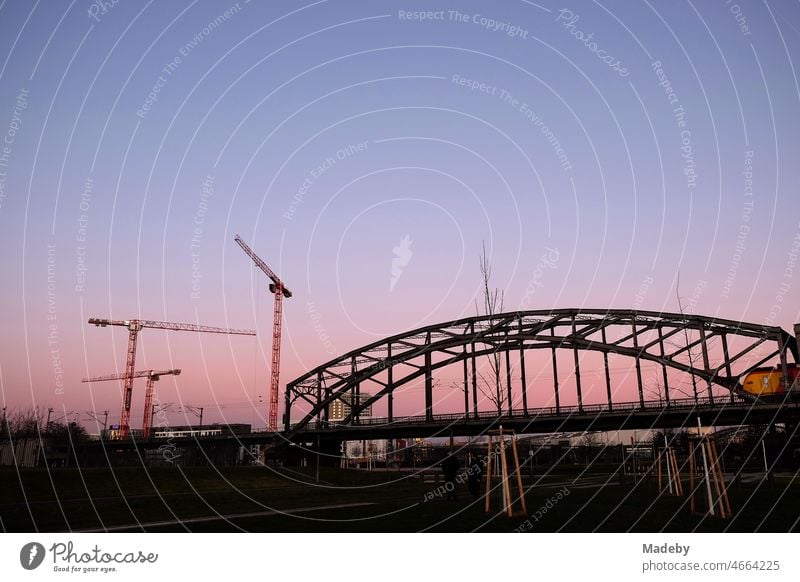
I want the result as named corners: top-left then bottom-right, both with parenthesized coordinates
top-left (285, 309), bottom-right (799, 434)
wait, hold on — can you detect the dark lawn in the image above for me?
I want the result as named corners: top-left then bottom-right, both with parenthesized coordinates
top-left (1, 465), bottom-right (798, 532)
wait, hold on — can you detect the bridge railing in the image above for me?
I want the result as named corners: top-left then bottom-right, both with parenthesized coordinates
top-left (293, 395), bottom-right (755, 431)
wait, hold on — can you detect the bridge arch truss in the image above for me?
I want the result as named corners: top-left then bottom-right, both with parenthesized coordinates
top-left (285, 309), bottom-right (799, 433)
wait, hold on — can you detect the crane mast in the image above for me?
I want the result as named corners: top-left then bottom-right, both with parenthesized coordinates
top-left (234, 235), bottom-right (292, 431)
top-left (83, 369), bottom-right (181, 438)
top-left (88, 318), bottom-right (255, 437)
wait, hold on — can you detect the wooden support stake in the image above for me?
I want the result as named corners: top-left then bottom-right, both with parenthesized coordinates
top-left (484, 429), bottom-right (527, 517)
top-left (707, 440), bottom-right (725, 518)
top-left (689, 441), bottom-right (696, 514)
top-left (666, 448), bottom-right (678, 495)
top-left (499, 430), bottom-right (513, 516)
top-left (709, 440), bottom-right (731, 518)
top-left (511, 435), bottom-right (527, 515)
top-left (712, 440), bottom-right (732, 516)
top-left (671, 449), bottom-right (683, 496)
top-left (485, 434), bottom-right (493, 513)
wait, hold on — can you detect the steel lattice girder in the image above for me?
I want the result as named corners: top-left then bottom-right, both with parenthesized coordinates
top-left (285, 309), bottom-right (798, 432)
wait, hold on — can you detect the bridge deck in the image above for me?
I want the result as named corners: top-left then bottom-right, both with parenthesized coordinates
top-left (289, 396), bottom-right (800, 440)
top-left (68, 397), bottom-right (800, 452)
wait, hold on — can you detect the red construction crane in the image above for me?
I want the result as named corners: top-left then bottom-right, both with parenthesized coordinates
top-left (88, 318), bottom-right (255, 437)
top-left (234, 234), bottom-right (292, 431)
top-left (82, 369), bottom-right (181, 438)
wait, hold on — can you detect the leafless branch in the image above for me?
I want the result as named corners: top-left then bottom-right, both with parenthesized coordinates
top-left (675, 272), bottom-right (700, 402)
top-left (475, 241), bottom-right (508, 415)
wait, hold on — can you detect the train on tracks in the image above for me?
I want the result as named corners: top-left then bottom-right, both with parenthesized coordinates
top-left (737, 364), bottom-right (799, 401)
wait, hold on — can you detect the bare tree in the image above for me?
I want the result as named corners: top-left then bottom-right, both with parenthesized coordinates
top-left (674, 274), bottom-right (726, 402)
top-left (644, 377), bottom-right (693, 405)
top-left (643, 274), bottom-right (721, 405)
top-left (475, 242), bottom-right (508, 415)
top-left (6, 406), bottom-right (44, 437)
top-left (0, 407), bottom-right (87, 444)
top-left (675, 273), bottom-right (700, 403)
top-left (644, 378), bottom-right (665, 405)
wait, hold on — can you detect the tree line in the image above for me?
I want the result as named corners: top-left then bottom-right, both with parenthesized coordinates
top-left (1, 406), bottom-right (88, 444)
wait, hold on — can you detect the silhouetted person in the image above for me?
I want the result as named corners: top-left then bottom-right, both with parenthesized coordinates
top-left (441, 454), bottom-right (460, 500)
top-left (467, 454), bottom-right (483, 499)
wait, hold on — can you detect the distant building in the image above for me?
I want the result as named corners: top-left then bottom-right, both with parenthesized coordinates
top-left (341, 439), bottom-right (389, 469)
top-left (329, 393), bottom-right (373, 422)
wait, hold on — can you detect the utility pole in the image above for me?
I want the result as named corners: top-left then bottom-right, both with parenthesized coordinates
top-left (85, 410), bottom-right (110, 431)
top-left (46, 410), bottom-right (76, 431)
top-left (182, 405), bottom-right (204, 430)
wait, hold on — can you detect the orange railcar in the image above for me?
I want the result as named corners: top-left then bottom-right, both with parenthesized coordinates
top-left (738, 364), bottom-right (800, 400)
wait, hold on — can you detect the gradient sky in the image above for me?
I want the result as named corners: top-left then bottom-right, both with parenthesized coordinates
top-left (1, 0), bottom-right (799, 431)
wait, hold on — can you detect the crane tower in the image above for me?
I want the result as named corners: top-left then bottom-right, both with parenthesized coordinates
top-left (88, 318), bottom-right (255, 437)
top-left (234, 235), bottom-right (292, 431)
top-left (82, 368), bottom-right (181, 438)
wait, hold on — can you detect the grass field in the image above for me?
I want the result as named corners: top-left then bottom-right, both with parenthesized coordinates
top-left (1, 465), bottom-right (799, 532)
